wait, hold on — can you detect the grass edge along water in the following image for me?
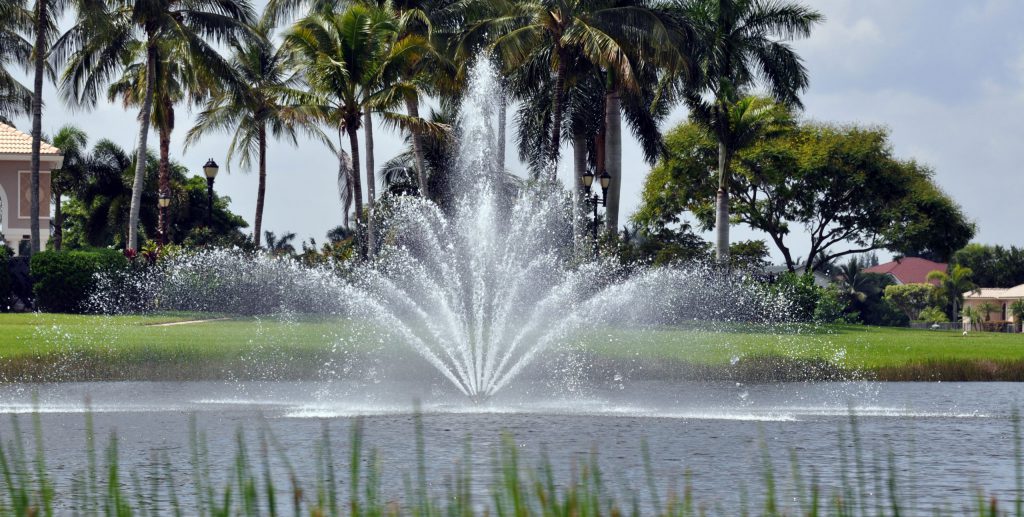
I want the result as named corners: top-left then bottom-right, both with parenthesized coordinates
top-left (0, 404), bottom-right (1021, 516)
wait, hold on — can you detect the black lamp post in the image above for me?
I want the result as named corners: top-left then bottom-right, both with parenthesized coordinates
top-left (157, 189), bottom-right (171, 245)
top-left (581, 169), bottom-right (611, 257)
top-left (203, 158), bottom-right (219, 226)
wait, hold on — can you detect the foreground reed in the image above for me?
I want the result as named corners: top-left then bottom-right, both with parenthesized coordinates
top-left (0, 408), bottom-right (1021, 516)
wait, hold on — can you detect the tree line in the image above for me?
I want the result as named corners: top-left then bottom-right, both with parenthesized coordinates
top-left (0, 0), bottom-right (828, 260)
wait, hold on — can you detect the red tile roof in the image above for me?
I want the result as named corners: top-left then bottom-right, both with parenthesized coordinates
top-left (864, 257), bottom-right (947, 285)
top-left (0, 122), bottom-right (61, 155)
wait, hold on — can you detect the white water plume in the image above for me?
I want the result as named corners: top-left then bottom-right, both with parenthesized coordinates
top-left (94, 58), bottom-right (788, 399)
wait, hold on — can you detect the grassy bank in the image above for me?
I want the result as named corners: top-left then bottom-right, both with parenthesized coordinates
top-left (0, 314), bottom-right (1023, 382)
top-left (589, 324), bottom-right (1024, 381)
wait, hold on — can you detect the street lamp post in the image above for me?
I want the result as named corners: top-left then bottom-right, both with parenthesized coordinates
top-left (157, 189), bottom-right (171, 245)
top-left (203, 158), bottom-right (219, 227)
top-left (580, 169), bottom-right (611, 257)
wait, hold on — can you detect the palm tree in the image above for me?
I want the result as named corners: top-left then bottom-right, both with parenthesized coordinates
top-left (1009, 299), bottom-right (1024, 332)
top-left (106, 39), bottom-right (205, 247)
top-left (187, 12), bottom-right (323, 248)
top-left (263, 230), bottom-right (296, 256)
top-left (470, 0), bottom-right (674, 180)
top-left (284, 5), bottom-right (398, 258)
top-left (56, 0), bottom-right (253, 251)
top-left (962, 305), bottom-right (984, 332)
top-left (675, 0), bottom-right (821, 262)
top-left (927, 265), bottom-right (978, 323)
top-left (978, 301), bottom-right (999, 327)
top-left (48, 125), bottom-right (88, 251)
top-left (0, 0), bottom-right (31, 120)
top-left (26, 0), bottom-right (83, 253)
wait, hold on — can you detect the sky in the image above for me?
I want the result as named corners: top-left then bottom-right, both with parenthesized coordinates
top-left (10, 0), bottom-right (1024, 264)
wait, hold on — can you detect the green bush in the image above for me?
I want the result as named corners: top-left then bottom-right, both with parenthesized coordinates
top-left (0, 246), bottom-right (11, 310)
top-left (813, 285), bottom-right (851, 323)
top-left (767, 272), bottom-right (821, 321)
top-left (30, 249), bottom-right (128, 313)
top-left (918, 306), bottom-right (950, 323)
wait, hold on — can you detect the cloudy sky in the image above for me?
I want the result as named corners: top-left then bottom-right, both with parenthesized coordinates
top-left (11, 0), bottom-right (1024, 263)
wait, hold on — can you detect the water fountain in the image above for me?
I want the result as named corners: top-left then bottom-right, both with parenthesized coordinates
top-left (97, 58), bottom-right (786, 401)
top-left (5, 60), bottom-right (1019, 516)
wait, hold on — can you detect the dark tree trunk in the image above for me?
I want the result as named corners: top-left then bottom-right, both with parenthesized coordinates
top-left (715, 140), bottom-right (730, 263)
top-left (405, 94), bottom-right (429, 199)
top-left (347, 121), bottom-right (364, 260)
top-left (29, 0), bottom-right (46, 254)
top-left (604, 88), bottom-right (621, 236)
top-left (52, 185), bottom-right (61, 251)
top-left (364, 110), bottom-right (375, 258)
top-left (548, 53), bottom-right (567, 180)
top-left (158, 107), bottom-right (171, 245)
top-left (254, 123), bottom-right (267, 247)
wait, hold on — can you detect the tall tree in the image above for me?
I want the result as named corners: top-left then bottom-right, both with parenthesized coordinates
top-left (470, 0), bottom-right (673, 180)
top-left (928, 265), bottom-right (978, 322)
top-left (675, 0), bottom-right (821, 262)
top-left (106, 38), bottom-right (208, 247)
top-left (48, 124), bottom-right (88, 250)
top-left (637, 115), bottom-right (975, 272)
top-left (285, 5), bottom-right (401, 258)
top-left (187, 12), bottom-right (322, 248)
top-left (27, 0), bottom-right (81, 253)
top-left (57, 0), bottom-right (253, 250)
top-left (0, 0), bottom-right (31, 120)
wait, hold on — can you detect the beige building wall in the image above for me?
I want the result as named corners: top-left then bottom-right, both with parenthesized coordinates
top-left (0, 157), bottom-right (59, 255)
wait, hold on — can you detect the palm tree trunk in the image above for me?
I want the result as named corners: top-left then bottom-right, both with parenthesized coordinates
top-left (572, 133), bottom-right (587, 258)
top-left (548, 54), bottom-right (567, 180)
top-left (253, 122), bottom-right (267, 248)
top-left (715, 140), bottom-right (730, 263)
top-left (338, 126), bottom-right (350, 228)
top-left (29, 0), bottom-right (46, 254)
top-left (52, 185), bottom-right (61, 251)
top-left (127, 40), bottom-right (157, 251)
top-left (364, 110), bottom-right (375, 258)
top-left (405, 93), bottom-right (429, 200)
top-left (158, 116), bottom-right (171, 245)
top-left (346, 124), bottom-right (364, 252)
top-left (604, 88), bottom-right (621, 237)
top-left (498, 94), bottom-right (507, 173)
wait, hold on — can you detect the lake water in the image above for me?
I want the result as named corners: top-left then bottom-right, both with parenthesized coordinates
top-left (0, 380), bottom-right (1019, 513)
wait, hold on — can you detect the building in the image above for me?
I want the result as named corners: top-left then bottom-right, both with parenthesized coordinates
top-left (0, 122), bottom-right (63, 255)
top-left (963, 285), bottom-right (1024, 331)
top-left (863, 257), bottom-right (947, 285)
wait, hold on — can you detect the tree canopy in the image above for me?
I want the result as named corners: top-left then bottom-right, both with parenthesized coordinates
top-left (635, 113), bottom-right (975, 272)
top-left (952, 243), bottom-right (1024, 288)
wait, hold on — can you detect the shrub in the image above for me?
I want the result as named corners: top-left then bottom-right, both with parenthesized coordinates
top-left (31, 249), bottom-right (128, 313)
top-left (814, 285), bottom-right (851, 323)
top-left (0, 246), bottom-right (11, 310)
top-left (767, 272), bottom-right (821, 321)
top-left (883, 283), bottom-right (934, 320)
top-left (918, 306), bottom-right (950, 323)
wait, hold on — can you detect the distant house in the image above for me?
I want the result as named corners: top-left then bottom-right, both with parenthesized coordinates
top-left (863, 257), bottom-right (947, 285)
top-left (963, 286), bottom-right (1024, 331)
top-left (0, 123), bottom-right (63, 255)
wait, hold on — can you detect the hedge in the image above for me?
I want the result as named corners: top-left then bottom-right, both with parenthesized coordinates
top-left (30, 249), bottom-right (128, 313)
top-left (0, 246), bottom-right (11, 310)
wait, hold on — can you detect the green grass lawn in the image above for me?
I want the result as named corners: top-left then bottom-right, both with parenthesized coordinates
top-left (587, 323), bottom-right (1024, 369)
top-left (0, 313), bottom-right (1022, 381)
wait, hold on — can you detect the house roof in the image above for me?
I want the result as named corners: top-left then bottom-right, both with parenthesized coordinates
top-left (0, 122), bottom-right (61, 156)
top-left (965, 288), bottom-right (1010, 300)
top-left (965, 284), bottom-right (1024, 300)
top-left (863, 257), bottom-right (947, 285)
